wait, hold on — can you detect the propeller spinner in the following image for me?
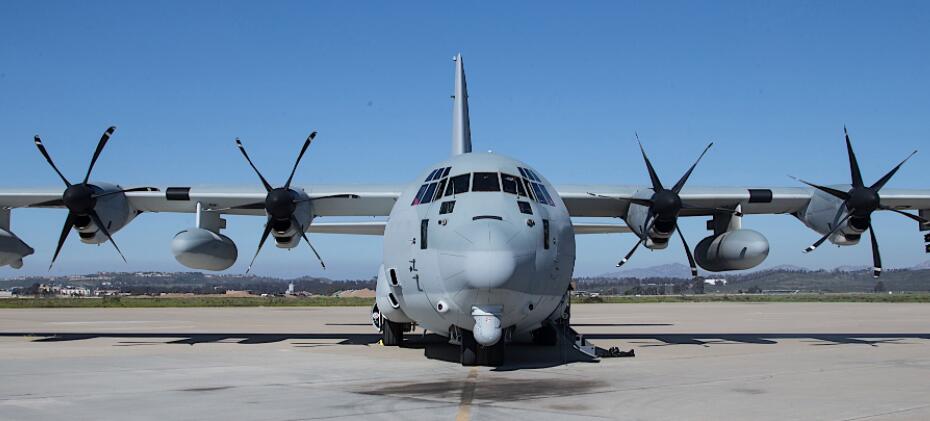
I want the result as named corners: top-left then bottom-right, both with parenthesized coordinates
top-left (793, 127), bottom-right (924, 278)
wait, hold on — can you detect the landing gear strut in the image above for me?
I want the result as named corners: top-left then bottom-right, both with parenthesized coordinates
top-left (458, 328), bottom-right (505, 367)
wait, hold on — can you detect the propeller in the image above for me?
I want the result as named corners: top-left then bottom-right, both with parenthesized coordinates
top-left (234, 132), bottom-right (327, 272)
top-left (609, 134), bottom-right (723, 277)
top-left (793, 127), bottom-right (922, 278)
top-left (33, 126), bottom-right (156, 269)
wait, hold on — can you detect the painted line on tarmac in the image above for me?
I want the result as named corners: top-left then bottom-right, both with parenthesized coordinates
top-left (455, 367), bottom-right (479, 421)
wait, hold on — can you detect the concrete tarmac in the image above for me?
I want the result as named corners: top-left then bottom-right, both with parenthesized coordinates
top-left (1, 303), bottom-right (929, 420)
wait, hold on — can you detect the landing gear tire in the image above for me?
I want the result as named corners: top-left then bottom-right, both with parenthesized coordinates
top-left (531, 325), bottom-right (558, 346)
top-left (460, 329), bottom-right (478, 366)
top-left (382, 319), bottom-right (405, 346)
top-left (479, 341), bottom-right (506, 367)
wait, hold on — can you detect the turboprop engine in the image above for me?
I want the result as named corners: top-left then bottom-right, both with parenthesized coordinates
top-left (695, 229), bottom-right (769, 271)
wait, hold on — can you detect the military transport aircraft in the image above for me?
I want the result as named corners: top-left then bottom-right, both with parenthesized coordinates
top-left (1, 54), bottom-right (928, 366)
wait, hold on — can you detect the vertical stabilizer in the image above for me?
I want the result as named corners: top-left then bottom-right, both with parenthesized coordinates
top-left (451, 53), bottom-right (472, 156)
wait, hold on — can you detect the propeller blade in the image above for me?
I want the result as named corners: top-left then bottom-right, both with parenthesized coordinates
top-left (870, 150), bottom-right (918, 192)
top-left (879, 206), bottom-right (929, 224)
top-left (28, 198), bottom-right (65, 208)
top-left (844, 126), bottom-right (865, 188)
top-left (83, 126), bottom-right (116, 185)
top-left (672, 142), bottom-right (713, 194)
top-left (284, 131), bottom-right (317, 190)
top-left (207, 202), bottom-right (265, 212)
top-left (636, 133), bottom-right (664, 191)
top-left (49, 213), bottom-right (77, 270)
top-left (246, 219), bottom-right (274, 273)
top-left (676, 226), bottom-right (698, 277)
top-left (868, 223), bottom-right (882, 278)
top-left (292, 216), bottom-right (326, 269)
top-left (616, 239), bottom-right (643, 267)
top-left (33, 135), bottom-right (71, 187)
top-left (804, 212), bottom-right (853, 253)
top-left (789, 176), bottom-right (851, 201)
top-left (92, 187), bottom-right (160, 199)
top-left (235, 138), bottom-right (274, 192)
top-left (681, 204), bottom-right (744, 217)
top-left (88, 210), bottom-right (127, 263)
top-left (585, 192), bottom-right (653, 207)
top-left (294, 193), bottom-right (361, 204)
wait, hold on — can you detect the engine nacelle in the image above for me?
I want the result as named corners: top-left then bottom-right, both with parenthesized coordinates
top-left (695, 229), bottom-right (769, 272)
top-left (76, 182), bottom-right (138, 244)
top-left (171, 228), bottom-right (238, 271)
top-left (0, 228), bottom-right (33, 269)
top-left (796, 187), bottom-right (863, 246)
top-left (625, 196), bottom-right (673, 249)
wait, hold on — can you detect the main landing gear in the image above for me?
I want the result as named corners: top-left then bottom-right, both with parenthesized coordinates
top-left (457, 328), bottom-right (505, 366)
top-left (372, 304), bottom-right (412, 346)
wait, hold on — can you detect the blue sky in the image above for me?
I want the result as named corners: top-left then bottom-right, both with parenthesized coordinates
top-left (1, 1), bottom-right (928, 278)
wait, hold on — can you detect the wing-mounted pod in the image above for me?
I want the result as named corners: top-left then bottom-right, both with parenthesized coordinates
top-left (0, 209), bottom-right (34, 269)
top-left (171, 203), bottom-right (238, 271)
top-left (695, 205), bottom-right (770, 272)
top-left (31, 127), bottom-right (158, 268)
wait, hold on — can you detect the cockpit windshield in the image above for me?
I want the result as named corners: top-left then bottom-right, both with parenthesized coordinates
top-left (412, 167), bottom-right (555, 206)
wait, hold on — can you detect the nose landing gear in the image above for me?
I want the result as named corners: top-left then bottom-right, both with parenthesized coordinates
top-left (454, 327), bottom-right (505, 367)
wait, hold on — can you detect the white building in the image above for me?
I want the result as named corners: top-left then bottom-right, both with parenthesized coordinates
top-left (59, 287), bottom-right (91, 297)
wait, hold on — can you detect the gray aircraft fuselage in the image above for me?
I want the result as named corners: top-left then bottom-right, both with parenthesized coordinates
top-left (376, 152), bottom-right (575, 345)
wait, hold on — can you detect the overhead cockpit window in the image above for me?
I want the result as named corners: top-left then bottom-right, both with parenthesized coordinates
top-left (501, 173), bottom-right (520, 194)
top-left (425, 169), bottom-right (439, 182)
top-left (446, 173), bottom-right (470, 196)
top-left (472, 172), bottom-right (501, 192)
top-left (441, 167), bottom-right (451, 178)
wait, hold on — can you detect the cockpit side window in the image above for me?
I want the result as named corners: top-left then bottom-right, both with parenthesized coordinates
top-left (501, 173), bottom-right (520, 195)
top-left (447, 173), bottom-right (470, 196)
top-left (420, 183), bottom-right (439, 204)
top-left (472, 172), bottom-right (501, 192)
top-left (411, 184), bottom-right (429, 205)
top-left (434, 178), bottom-right (448, 202)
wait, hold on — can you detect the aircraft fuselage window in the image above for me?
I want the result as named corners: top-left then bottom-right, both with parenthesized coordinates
top-left (501, 173), bottom-right (520, 194)
top-left (447, 173), bottom-right (470, 196)
top-left (420, 219), bottom-right (429, 249)
top-left (518, 201), bottom-right (533, 215)
top-left (440, 201), bottom-right (455, 214)
top-left (542, 219), bottom-right (550, 249)
top-left (472, 172), bottom-right (501, 192)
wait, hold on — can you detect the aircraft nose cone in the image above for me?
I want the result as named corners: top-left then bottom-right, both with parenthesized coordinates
top-left (462, 221), bottom-right (518, 289)
top-left (463, 250), bottom-right (517, 290)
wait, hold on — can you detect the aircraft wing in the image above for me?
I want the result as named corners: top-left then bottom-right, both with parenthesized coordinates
top-left (0, 184), bottom-right (403, 218)
top-left (557, 185), bottom-right (930, 218)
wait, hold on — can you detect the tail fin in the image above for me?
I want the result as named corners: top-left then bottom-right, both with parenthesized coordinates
top-left (451, 53), bottom-right (472, 156)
